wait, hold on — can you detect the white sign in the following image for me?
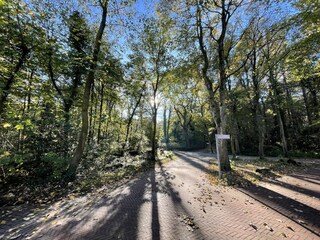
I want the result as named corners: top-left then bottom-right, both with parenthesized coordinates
top-left (216, 134), bottom-right (230, 140)
top-left (215, 134), bottom-right (230, 179)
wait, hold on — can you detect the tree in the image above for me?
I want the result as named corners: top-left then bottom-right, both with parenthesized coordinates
top-left (67, 0), bottom-right (109, 179)
top-left (194, 0), bottom-right (252, 171)
top-left (133, 17), bottom-right (173, 161)
top-left (0, 0), bottom-right (38, 116)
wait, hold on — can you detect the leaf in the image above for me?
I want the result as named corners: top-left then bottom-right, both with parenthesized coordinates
top-left (249, 223), bottom-right (258, 231)
top-left (68, 195), bottom-right (75, 200)
top-left (281, 232), bottom-right (288, 238)
top-left (14, 124), bottom-right (24, 131)
top-left (286, 226), bottom-right (295, 232)
top-left (263, 223), bottom-right (273, 232)
top-left (3, 123), bottom-right (11, 128)
top-left (0, 220), bottom-right (6, 224)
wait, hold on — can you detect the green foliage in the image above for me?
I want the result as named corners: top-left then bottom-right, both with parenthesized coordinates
top-left (41, 152), bottom-right (68, 178)
top-left (0, 0), bottom-right (319, 207)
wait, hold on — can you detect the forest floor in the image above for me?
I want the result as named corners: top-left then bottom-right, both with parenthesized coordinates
top-left (0, 151), bottom-right (319, 240)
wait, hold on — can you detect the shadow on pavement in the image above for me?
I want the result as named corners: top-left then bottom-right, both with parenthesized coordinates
top-left (238, 181), bottom-right (320, 237)
top-left (175, 151), bottom-right (320, 237)
top-left (265, 178), bottom-right (320, 199)
top-left (174, 152), bottom-right (211, 174)
top-left (28, 159), bottom-right (207, 240)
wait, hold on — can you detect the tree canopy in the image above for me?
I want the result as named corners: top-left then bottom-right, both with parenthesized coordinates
top-left (0, 0), bottom-right (319, 190)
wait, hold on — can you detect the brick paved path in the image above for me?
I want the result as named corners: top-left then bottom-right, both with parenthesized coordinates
top-left (1, 151), bottom-right (319, 240)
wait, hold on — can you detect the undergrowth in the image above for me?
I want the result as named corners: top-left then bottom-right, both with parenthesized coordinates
top-left (208, 157), bottom-right (308, 187)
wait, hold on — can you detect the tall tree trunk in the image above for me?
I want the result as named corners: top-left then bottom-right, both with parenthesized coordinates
top-left (166, 106), bottom-right (172, 148)
top-left (228, 79), bottom-right (240, 158)
top-left (282, 71), bottom-right (295, 129)
top-left (0, 44), bottom-right (29, 116)
top-left (217, 9), bottom-right (231, 171)
top-left (184, 126), bottom-right (190, 149)
top-left (163, 104), bottom-right (167, 146)
top-left (97, 83), bottom-right (104, 143)
top-left (269, 68), bottom-right (288, 156)
top-left (92, 88), bottom-right (99, 144)
top-left (196, 2), bottom-right (231, 172)
top-left (301, 83), bottom-right (312, 126)
top-left (88, 83), bottom-right (95, 145)
top-left (151, 96), bottom-right (158, 161)
top-left (124, 88), bottom-right (144, 148)
top-left (251, 48), bottom-right (265, 159)
top-left (67, 2), bottom-right (108, 179)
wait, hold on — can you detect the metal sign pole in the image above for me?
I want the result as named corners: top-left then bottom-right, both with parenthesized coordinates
top-left (215, 134), bottom-right (230, 179)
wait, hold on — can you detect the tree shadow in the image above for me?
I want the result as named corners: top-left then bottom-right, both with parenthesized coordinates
top-left (24, 158), bottom-right (207, 240)
top-left (174, 151), bottom-right (211, 174)
top-left (264, 178), bottom-right (320, 199)
top-left (290, 174), bottom-right (320, 185)
top-left (238, 182), bottom-right (320, 237)
top-left (205, 159), bottom-right (320, 237)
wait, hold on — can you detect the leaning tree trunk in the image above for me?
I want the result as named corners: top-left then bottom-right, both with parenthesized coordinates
top-left (67, 2), bottom-right (108, 180)
top-left (0, 44), bottom-right (29, 116)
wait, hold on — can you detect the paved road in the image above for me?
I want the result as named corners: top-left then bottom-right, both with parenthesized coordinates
top-left (1, 151), bottom-right (319, 239)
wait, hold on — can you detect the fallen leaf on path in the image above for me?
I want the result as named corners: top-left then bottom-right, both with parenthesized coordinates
top-left (263, 223), bottom-right (273, 232)
top-left (249, 223), bottom-right (258, 231)
top-left (281, 232), bottom-right (288, 238)
top-left (286, 226), bottom-right (294, 232)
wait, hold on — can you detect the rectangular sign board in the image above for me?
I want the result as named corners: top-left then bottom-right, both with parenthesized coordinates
top-left (216, 134), bottom-right (230, 140)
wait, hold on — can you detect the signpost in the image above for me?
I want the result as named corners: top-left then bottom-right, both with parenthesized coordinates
top-left (215, 134), bottom-right (230, 179)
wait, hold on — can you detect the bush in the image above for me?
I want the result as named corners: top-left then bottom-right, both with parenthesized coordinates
top-left (41, 152), bottom-right (68, 179)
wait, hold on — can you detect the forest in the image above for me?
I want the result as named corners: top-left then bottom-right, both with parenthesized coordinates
top-left (0, 0), bottom-right (319, 203)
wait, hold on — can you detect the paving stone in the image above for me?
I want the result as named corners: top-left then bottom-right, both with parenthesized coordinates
top-left (0, 151), bottom-right (319, 239)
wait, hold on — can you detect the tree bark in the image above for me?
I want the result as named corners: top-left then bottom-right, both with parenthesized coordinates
top-left (151, 99), bottom-right (158, 161)
top-left (251, 48), bottom-right (265, 159)
top-left (216, 0), bottom-right (231, 171)
top-left (67, 1), bottom-right (109, 180)
top-left (124, 85), bottom-right (144, 148)
top-left (163, 104), bottom-right (167, 146)
top-left (196, 2), bottom-right (231, 172)
top-left (166, 106), bottom-right (172, 148)
top-left (269, 68), bottom-right (288, 156)
top-left (0, 44), bottom-right (29, 116)
top-left (301, 82), bottom-right (312, 126)
top-left (97, 83), bottom-right (104, 143)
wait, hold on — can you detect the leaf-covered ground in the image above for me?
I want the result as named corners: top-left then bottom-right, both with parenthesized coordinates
top-left (208, 157), bottom-right (311, 187)
top-left (0, 150), bottom-right (175, 207)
